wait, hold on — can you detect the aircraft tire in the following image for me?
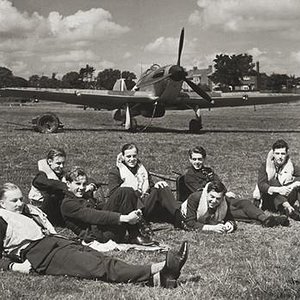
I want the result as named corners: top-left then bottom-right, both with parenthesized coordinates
top-left (35, 113), bottom-right (60, 133)
top-left (189, 119), bottom-right (202, 133)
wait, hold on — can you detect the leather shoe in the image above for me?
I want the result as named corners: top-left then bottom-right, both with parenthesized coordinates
top-left (160, 241), bottom-right (189, 288)
top-left (129, 235), bottom-right (155, 246)
top-left (174, 210), bottom-right (193, 231)
top-left (288, 209), bottom-right (300, 221)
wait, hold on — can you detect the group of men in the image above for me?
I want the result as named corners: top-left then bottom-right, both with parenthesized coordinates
top-left (0, 138), bottom-right (299, 288)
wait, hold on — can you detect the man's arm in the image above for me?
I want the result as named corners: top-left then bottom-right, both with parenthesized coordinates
top-left (32, 172), bottom-right (66, 192)
top-left (61, 196), bottom-right (121, 226)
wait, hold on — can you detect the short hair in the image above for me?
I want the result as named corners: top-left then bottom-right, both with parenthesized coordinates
top-left (188, 146), bottom-right (206, 159)
top-left (207, 180), bottom-right (226, 194)
top-left (121, 143), bottom-right (138, 155)
top-left (65, 167), bottom-right (87, 182)
top-left (272, 139), bottom-right (289, 151)
top-left (0, 183), bottom-right (20, 200)
top-left (47, 148), bottom-right (66, 160)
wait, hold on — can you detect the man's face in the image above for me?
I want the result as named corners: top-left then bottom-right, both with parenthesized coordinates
top-left (67, 175), bottom-right (87, 198)
top-left (207, 190), bottom-right (224, 209)
top-left (273, 147), bottom-right (288, 167)
top-left (48, 156), bottom-right (66, 175)
top-left (123, 148), bottom-right (138, 168)
top-left (189, 153), bottom-right (205, 170)
top-left (0, 188), bottom-right (24, 213)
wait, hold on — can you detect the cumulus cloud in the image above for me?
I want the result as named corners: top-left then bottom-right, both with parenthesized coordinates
top-left (144, 36), bottom-right (198, 57)
top-left (189, 0), bottom-right (300, 33)
top-left (247, 47), bottom-right (266, 58)
top-left (0, 0), bottom-right (130, 77)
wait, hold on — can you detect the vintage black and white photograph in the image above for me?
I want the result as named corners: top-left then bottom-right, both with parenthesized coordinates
top-left (0, 0), bottom-right (300, 299)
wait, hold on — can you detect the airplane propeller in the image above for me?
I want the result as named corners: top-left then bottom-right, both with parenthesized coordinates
top-left (136, 28), bottom-right (213, 105)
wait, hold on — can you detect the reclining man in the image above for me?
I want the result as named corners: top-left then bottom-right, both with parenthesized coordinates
top-left (108, 143), bottom-right (189, 232)
top-left (0, 182), bottom-right (188, 288)
top-left (182, 146), bottom-right (289, 228)
top-left (61, 167), bottom-right (154, 245)
top-left (181, 180), bottom-right (237, 233)
top-left (255, 139), bottom-right (300, 220)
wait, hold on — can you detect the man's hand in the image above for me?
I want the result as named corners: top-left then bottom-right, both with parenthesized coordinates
top-left (225, 191), bottom-right (236, 199)
top-left (282, 201), bottom-right (294, 214)
top-left (277, 186), bottom-right (292, 196)
top-left (11, 259), bottom-right (32, 274)
top-left (85, 183), bottom-right (97, 193)
top-left (154, 181), bottom-right (168, 189)
top-left (203, 224), bottom-right (227, 233)
top-left (120, 209), bottom-right (142, 224)
top-left (224, 221), bottom-right (235, 233)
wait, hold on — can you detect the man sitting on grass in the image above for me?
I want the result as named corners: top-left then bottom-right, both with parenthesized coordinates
top-left (182, 146), bottom-right (289, 228)
top-left (108, 143), bottom-right (190, 231)
top-left (0, 183), bottom-right (188, 288)
top-left (61, 167), bottom-right (154, 246)
top-left (255, 139), bottom-right (300, 221)
top-left (28, 148), bottom-right (69, 226)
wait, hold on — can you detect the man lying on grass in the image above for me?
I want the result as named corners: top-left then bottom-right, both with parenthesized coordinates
top-left (181, 180), bottom-right (236, 233)
top-left (255, 139), bottom-right (300, 221)
top-left (108, 143), bottom-right (190, 233)
top-left (61, 167), bottom-right (154, 246)
top-left (182, 146), bottom-right (289, 228)
top-left (0, 183), bottom-right (188, 288)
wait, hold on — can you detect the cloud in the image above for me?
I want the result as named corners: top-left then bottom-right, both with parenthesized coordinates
top-left (144, 36), bottom-right (198, 56)
top-left (189, 0), bottom-right (300, 33)
top-left (0, 0), bottom-right (130, 77)
top-left (247, 47), bottom-right (266, 58)
top-left (123, 52), bottom-right (132, 59)
top-left (291, 51), bottom-right (300, 63)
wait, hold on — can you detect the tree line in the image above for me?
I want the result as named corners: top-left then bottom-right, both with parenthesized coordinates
top-left (0, 54), bottom-right (299, 92)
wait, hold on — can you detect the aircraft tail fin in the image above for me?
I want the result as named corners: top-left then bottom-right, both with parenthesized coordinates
top-left (113, 79), bottom-right (128, 91)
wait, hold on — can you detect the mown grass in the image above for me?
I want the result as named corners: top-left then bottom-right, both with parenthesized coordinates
top-left (0, 101), bottom-right (300, 299)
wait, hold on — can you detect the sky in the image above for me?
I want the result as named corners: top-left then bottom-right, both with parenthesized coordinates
top-left (0, 0), bottom-right (300, 79)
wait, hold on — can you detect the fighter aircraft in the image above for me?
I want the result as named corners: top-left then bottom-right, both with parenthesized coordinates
top-left (1, 28), bottom-right (300, 133)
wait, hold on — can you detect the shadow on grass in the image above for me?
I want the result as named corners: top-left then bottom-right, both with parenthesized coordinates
top-left (9, 124), bottom-right (300, 134)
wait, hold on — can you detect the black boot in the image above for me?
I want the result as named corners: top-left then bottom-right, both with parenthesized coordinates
top-left (158, 241), bottom-right (189, 288)
top-left (174, 210), bottom-right (193, 231)
top-left (127, 225), bottom-right (154, 246)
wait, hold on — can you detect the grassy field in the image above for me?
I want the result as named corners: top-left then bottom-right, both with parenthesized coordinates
top-left (0, 101), bottom-right (300, 299)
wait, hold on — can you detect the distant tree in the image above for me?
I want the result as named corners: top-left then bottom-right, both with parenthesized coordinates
top-left (0, 67), bottom-right (14, 87)
top-left (210, 53), bottom-right (255, 91)
top-left (28, 75), bottom-right (40, 87)
top-left (11, 76), bottom-right (28, 87)
top-left (79, 64), bottom-right (96, 89)
top-left (61, 71), bottom-right (83, 88)
top-left (96, 68), bottom-right (121, 90)
top-left (266, 73), bottom-right (290, 92)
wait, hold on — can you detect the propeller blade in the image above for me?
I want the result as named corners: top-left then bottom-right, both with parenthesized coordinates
top-left (125, 104), bottom-right (131, 130)
top-left (177, 28), bottom-right (184, 66)
top-left (184, 78), bottom-right (213, 104)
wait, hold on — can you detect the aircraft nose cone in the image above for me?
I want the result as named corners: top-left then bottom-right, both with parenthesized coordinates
top-left (169, 65), bottom-right (186, 81)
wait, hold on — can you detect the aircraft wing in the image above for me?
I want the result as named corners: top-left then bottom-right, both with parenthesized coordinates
top-left (0, 87), bottom-right (157, 110)
top-left (175, 92), bottom-right (300, 109)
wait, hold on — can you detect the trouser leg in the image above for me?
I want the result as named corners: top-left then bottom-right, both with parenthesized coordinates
top-left (45, 244), bottom-right (151, 283)
top-left (274, 188), bottom-right (298, 211)
top-left (229, 198), bottom-right (267, 222)
top-left (143, 187), bottom-right (180, 222)
top-left (105, 187), bottom-right (138, 213)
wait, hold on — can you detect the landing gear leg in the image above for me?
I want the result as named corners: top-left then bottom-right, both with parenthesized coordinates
top-left (189, 108), bottom-right (202, 133)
